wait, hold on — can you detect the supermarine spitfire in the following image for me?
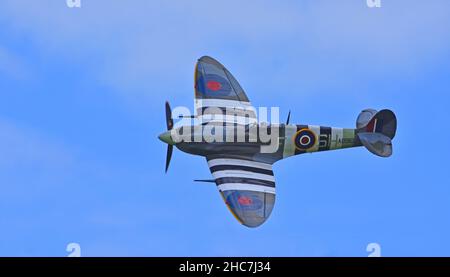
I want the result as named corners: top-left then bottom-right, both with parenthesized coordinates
top-left (158, 56), bottom-right (397, 228)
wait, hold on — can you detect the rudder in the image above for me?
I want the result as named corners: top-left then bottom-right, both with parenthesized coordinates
top-left (363, 109), bottom-right (397, 139)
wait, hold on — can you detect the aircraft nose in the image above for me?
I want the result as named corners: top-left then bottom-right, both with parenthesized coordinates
top-left (158, 131), bottom-right (175, 145)
top-left (221, 190), bottom-right (275, 228)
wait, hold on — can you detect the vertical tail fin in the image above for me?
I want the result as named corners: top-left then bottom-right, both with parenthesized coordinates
top-left (357, 109), bottom-right (397, 157)
top-left (362, 109), bottom-right (397, 139)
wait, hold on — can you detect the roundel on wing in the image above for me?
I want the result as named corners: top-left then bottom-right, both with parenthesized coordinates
top-left (294, 128), bottom-right (317, 150)
top-left (226, 191), bottom-right (263, 211)
top-left (196, 74), bottom-right (232, 96)
top-left (221, 190), bottom-right (275, 228)
top-left (206, 80), bottom-right (222, 91)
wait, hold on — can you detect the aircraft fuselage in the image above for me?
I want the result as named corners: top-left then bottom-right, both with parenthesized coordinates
top-left (168, 123), bottom-right (362, 164)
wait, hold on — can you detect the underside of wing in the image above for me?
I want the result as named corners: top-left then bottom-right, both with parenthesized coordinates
top-left (195, 56), bottom-right (257, 125)
top-left (206, 155), bottom-right (275, 228)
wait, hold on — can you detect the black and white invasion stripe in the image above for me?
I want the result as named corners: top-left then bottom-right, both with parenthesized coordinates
top-left (207, 158), bottom-right (276, 194)
top-left (196, 99), bottom-right (257, 125)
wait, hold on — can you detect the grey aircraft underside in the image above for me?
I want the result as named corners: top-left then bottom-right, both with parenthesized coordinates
top-left (158, 56), bottom-right (397, 228)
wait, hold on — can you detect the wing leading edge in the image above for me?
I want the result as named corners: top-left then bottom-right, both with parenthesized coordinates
top-left (206, 156), bottom-right (275, 227)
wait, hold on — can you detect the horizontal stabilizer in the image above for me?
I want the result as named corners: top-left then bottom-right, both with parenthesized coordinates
top-left (358, 132), bottom-right (393, 157)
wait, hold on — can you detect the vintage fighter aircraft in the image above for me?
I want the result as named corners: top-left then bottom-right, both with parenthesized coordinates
top-left (158, 56), bottom-right (397, 228)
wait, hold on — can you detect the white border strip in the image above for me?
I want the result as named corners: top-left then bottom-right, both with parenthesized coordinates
top-left (208, 159), bottom-right (273, 171)
top-left (218, 183), bottom-right (276, 194)
top-left (212, 170), bottom-right (275, 182)
top-left (198, 114), bottom-right (257, 125)
top-left (196, 99), bottom-right (254, 110)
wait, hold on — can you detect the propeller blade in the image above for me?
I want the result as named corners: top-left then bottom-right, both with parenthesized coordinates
top-left (165, 145), bottom-right (173, 173)
top-left (165, 101), bottom-right (174, 130)
top-left (286, 110), bottom-right (291, 125)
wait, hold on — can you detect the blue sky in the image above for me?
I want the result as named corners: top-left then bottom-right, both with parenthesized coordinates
top-left (0, 0), bottom-right (449, 256)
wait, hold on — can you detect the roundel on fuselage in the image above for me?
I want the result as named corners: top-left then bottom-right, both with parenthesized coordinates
top-left (294, 128), bottom-right (316, 150)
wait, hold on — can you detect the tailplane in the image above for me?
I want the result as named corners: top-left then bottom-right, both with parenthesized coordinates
top-left (356, 109), bottom-right (397, 157)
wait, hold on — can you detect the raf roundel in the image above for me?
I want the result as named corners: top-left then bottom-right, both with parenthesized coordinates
top-left (294, 128), bottom-right (317, 150)
top-left (238, 196), bottom-right (253, 206)
top-left (206, 80), bottom-right (222, 91)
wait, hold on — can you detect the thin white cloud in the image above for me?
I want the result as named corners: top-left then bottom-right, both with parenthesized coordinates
top-left (0, 0), bottom-right (448, 103)
top-left (0, 117), bottom-right (73, 169)
top-left (0, 46), bottom-right (31, 80)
